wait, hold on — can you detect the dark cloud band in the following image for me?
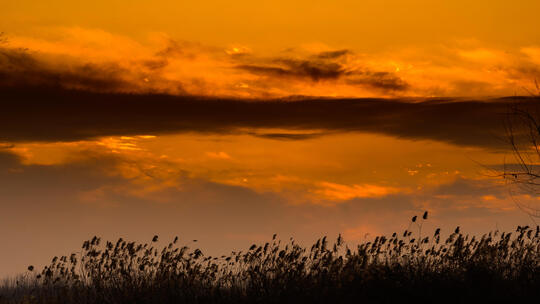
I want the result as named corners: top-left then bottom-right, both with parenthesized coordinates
top-left (0, 85), bottom-right (534, 149)
top-left (0, 44), bottom-right (535, 148)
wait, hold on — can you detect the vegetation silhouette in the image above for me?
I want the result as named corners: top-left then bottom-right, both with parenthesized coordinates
top-left (1, 213), bottom-right (539, 303)
top-left (502, 90), bottom-right (540, 222)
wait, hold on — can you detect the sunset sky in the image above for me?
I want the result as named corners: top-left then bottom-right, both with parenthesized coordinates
top-left (2, 1), bottom-right (540, 277)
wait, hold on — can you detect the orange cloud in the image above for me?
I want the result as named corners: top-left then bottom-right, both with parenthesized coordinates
top-left (205, 151), bottom-right (232, 160)
top-left (3, 29), bottom-right (540, 98)
top-left (313, 181), bottom-right (406, 202)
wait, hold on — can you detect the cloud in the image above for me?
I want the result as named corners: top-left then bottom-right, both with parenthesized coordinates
top-left (433, 177), bottom-right (502, 198)
top-left (249, 132), bottom-right (328, 141)
top-left (1, 32), bottom-right (539, 149)
top-left (237, 59), bottom-right (347, 82)
top-left (313, 181), bottom-right (406, 202)
top-left (347, 71), bottom-right (409, 91)
top-left (0, 83), bottom-right (528, 150)
top-left (5, 30), bottom-right (540, 99)
top-left (0, 47), bottom-right (138, 93)
top-left (205, 151), bottom-right (232, 160)
top-left (315, 49), bottom-right (350, 60)
top-left (234, 50), bottom-right (409, 93)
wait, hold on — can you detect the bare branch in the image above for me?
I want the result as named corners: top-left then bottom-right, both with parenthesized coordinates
top-left (502, 98), bottom-right (540, 219)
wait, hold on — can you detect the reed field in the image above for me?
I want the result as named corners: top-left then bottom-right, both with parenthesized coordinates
top-left (1, 213), bottom-right (539, 304)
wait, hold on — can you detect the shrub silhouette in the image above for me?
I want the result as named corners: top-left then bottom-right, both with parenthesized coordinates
top-left (1, 214), bottom-right (539, 303)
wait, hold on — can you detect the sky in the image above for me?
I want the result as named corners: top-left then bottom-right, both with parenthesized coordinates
top-left (1, 1), bottom-right (540, 277)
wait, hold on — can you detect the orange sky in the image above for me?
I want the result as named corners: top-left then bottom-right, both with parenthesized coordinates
top-left (1, 1), bottom-right (540, 278)
top-left (3, 1), bottom-right (540, 51)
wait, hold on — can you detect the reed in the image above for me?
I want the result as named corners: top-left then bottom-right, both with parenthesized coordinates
top-left (1, 213), bottom-right (539, 303)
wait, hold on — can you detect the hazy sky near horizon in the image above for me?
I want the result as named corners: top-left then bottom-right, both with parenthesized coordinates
top-left (2, 1), bottom-right (540, 278)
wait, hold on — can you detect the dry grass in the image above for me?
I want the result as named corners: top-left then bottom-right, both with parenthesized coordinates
top-left (1, 214), bottom-right (539, 303)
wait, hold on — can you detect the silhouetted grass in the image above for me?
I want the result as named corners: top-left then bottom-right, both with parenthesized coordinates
top-left (1, 213), bottom-right (539, 303)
